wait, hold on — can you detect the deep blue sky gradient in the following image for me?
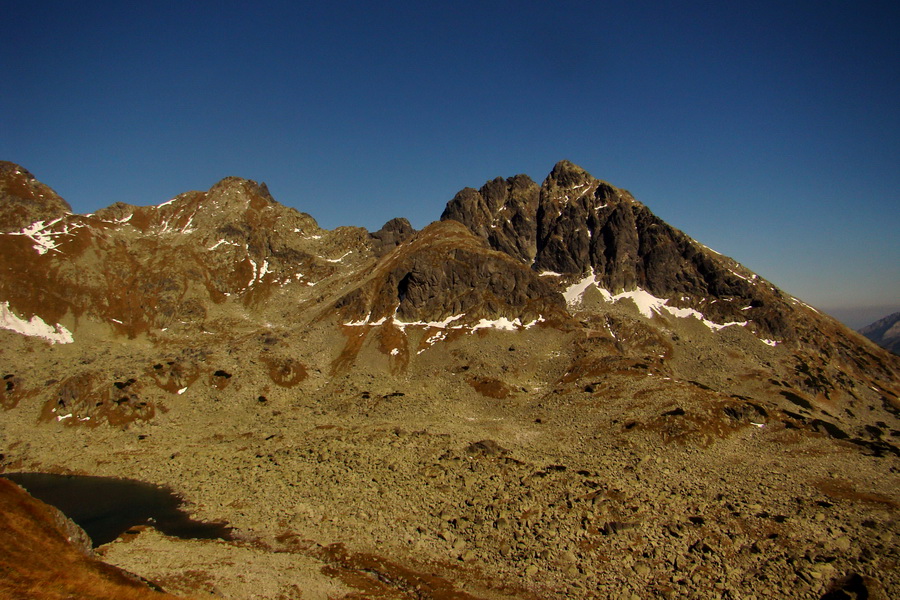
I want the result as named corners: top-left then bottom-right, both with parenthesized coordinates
top-left (2, 1), bottom-right (898, 326)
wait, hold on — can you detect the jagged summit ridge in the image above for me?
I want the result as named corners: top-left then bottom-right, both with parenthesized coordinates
top-left (441, 173), bottom-right (540, 264)
top-left (0, 170), bottom-right (372, 338)
top-left (441, 160), bottom-right (795, 339)
top-left (0, 159), bottom-right (884, 353)
top-left (92, 175), bottom-right (320, 237)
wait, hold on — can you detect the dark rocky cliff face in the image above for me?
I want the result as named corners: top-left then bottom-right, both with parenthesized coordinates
top-left (336, 220), bottom-right (565, 325)
top-left (442, 160), bottom-right (796, 340)
top-left (440, 174), bottom-right (540, 264)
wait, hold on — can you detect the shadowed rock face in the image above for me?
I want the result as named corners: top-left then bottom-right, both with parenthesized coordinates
top-left (336, 220), bottom-right (565, 325)
top-left (0, 162), bottom-right (71, 232)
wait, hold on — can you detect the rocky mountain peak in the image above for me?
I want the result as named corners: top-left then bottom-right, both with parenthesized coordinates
top-left (92, 175), bottom-right (322, 245)
top-left (0, 161), bottom-right (71, 232)
top-left (440, 173), bottom-right (540, 263)
top-left (441, 162), bottom-right (802, 339)
top-left (205, 176), bottom-right (275, 209)
top-left (543, 159), bottom-right (593, 191)
top-left (369, 217), bottom-right (417, 257)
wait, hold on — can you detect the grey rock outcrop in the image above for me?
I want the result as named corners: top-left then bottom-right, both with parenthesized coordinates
top-left (370, 217), bottom-right (417, 257)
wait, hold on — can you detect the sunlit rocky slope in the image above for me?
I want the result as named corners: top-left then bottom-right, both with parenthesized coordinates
top-left (1, 159), bottom-right (897, 600)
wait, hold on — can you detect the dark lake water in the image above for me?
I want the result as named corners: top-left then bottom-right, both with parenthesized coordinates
top-left (2, 472), bottom-right (233, 547)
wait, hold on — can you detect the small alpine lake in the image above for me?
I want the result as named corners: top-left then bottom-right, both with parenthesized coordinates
top-left (2, 472), bottom-right (233, 547)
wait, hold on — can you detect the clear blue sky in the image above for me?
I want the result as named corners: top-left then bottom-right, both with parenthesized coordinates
top-left (2, 1), bottom-right (898, 327)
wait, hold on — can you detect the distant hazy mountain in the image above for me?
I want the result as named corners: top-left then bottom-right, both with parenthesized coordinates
top-left (859, 312), bottom-right (900, 354)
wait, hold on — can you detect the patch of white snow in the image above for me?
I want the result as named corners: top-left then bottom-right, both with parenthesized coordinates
top-left (9, 220), bottom-right (62, 255)
top-left (562, 270), bottom-right (599, 305)
top-left (472, 317), bottom-right (521, 331)
top-left (324, 251), bottom-right (351, 263)
top-left (0, 301), bottom-right (74, 344)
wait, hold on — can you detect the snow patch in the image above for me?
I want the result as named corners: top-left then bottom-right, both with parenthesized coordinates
top-left (8, 219), bottom-right (72, 255)
top-left (177, 387), bottom-right (188, 395)
top-left (324, 251), bottom-right (351, 263)
top-left (472, 317), bottom-right (520, 331)
top-left (565, 277), bottom-right (751, 334)
top-left (471, 316), bottom-right (544, 331)
top-left (563, 270), bottom-right (600, 305)
top-left (180, 214), bottom-right (197, 234)
top-left (208, 239), bottom-right (241, 250)
top-left (347, 312), bottom-right (544, 337)
top-left (0, 301), bottom-right (74, 344)
top-left (248, 258), bottom-right (258, 286)
top-left (344, 314), bottom-right (389, 327)
top-left (790, 297), bottom-right (820, 313)
top-left (539, 271), bottom-right (563, 277)
top-left (395, 314), bottom-right (465, 330)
